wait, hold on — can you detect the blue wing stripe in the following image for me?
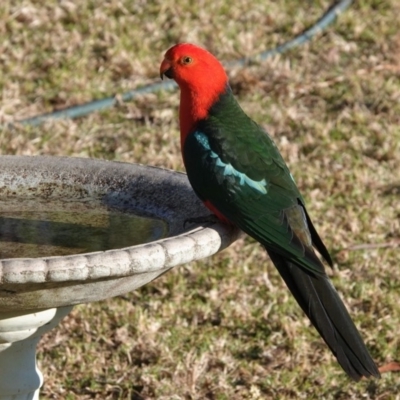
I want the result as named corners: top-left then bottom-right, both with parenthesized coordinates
top-left (194, 131), bottom-right (267, 194)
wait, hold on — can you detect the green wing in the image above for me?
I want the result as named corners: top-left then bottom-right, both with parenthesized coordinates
top-left (182, 87), bottom-right (379, 380)
top-left (184, 88), bottom-right (331, 275)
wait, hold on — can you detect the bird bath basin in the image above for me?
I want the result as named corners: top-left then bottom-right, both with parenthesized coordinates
top-left (0, 155), bottom-right (239, 399)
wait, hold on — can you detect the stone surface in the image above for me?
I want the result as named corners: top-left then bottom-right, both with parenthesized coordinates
top-left (0, 156), bottom-right (240, 399)
top-left (0, 156), bottom-right (239, 310)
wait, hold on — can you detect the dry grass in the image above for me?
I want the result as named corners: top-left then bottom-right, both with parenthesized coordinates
top-left (1, 0), bottom-right (400, 399)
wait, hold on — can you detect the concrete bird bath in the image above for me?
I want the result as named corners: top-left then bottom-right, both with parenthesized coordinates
top-left (0, 155), bottom-right (239, 399)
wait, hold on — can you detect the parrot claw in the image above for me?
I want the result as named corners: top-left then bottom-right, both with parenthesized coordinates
top-left (183, 214), bottom-right (220, 229)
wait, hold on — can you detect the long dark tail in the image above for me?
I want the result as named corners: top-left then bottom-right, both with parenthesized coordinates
top-left (267, 249), bottom-right (380, 380)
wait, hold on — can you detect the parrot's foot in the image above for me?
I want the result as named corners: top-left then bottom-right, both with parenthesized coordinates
top-left (184, 214), bottom-right (220, 228)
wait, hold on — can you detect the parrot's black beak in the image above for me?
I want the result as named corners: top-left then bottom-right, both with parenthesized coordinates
top-left (160, 59), bottom-right (173, 80)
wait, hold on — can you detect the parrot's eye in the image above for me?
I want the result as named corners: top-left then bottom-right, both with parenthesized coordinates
top-left (181, 56), bottom-right (193, 65)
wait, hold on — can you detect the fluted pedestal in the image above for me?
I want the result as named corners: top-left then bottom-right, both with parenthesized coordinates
top-left (0, 307), bottom-right (72, 399)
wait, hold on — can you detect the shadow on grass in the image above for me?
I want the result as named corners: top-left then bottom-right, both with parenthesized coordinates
top-left (380, 183), bottom-right (400, 196)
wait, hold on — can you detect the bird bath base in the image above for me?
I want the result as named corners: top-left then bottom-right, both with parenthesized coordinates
top-left (0, 307), bottom-right (72, 399)
top-left (0, 156), bottom-right (239, 399)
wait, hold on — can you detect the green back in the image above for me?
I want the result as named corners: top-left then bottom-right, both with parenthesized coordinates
top-left (183, 86), bottom-right (331, 275)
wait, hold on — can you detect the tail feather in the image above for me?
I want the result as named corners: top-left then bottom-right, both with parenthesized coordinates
top-left (267, 249), bottom-right (380, 380)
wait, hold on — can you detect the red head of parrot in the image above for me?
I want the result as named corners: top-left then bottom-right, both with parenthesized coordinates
top-left (160, 43), bottom-right (228, 147)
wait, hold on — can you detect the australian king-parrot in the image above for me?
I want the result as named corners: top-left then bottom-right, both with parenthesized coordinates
top-left (159, 43), bottom-right (380, 380)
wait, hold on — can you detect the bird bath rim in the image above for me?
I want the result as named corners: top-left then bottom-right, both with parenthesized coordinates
top-left (0, 155), bottom-right (239, 311)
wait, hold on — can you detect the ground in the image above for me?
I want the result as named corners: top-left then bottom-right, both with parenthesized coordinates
top-left (0, 1), bottom-right (399, 399)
